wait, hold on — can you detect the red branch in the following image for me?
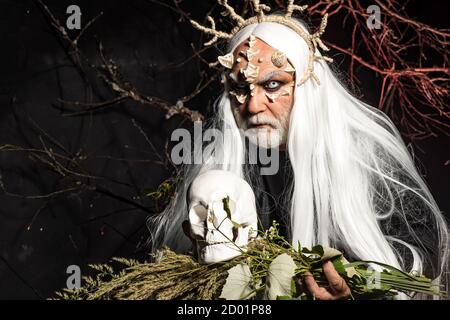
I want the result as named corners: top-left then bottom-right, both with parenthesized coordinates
top-left (306, 0), bottom-right (449, 140)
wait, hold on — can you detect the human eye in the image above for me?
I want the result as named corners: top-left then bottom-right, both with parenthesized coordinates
top-left (232, 82), bottom-right (248, 91)
top-left (264, 80), bottom-right (282, 91)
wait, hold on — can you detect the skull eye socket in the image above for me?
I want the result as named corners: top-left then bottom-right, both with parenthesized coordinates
top-left (190, 204), bottom-right (208, 221)
top-left (210, 198), bottom-right (237, 226)
top-left (188, 204), bottom-right (208, 237)
top-left (228, 199), bottom-right (237, 216)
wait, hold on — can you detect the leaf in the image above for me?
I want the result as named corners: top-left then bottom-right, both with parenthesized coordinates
top-left (220, 263), bottom-right (254, 300)
top-left (341, 256), bottom-right (357, 278)
top-left (303, 245), bottom-right (324, 256)
top-left (331, 257), bottom-right (345, 274)
top-left (276, 295), bottom-right (292, 300)
top-left (222, 196), bottom-right (242, 229)
top-left (222, 196), bottom-right (232, 220)
top-left (290, 278), bottom-right (297, 297)
top-left (311, 245), bottom-right (324, 256)
top-left (321, 246), bottom-right (342, 261)
top-left (320, 247), bottom-right (357, 279)
top-left (264, 253), bottom-right (297, 300)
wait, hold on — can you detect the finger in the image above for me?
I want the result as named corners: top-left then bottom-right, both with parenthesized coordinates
top-left (323, 261), bottom-right (350, 297)
top-left (303, 272), bottom-right (333, 300)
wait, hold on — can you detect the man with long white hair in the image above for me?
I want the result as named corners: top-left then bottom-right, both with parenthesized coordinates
top-left (149, 1), bottom-right (449, 299)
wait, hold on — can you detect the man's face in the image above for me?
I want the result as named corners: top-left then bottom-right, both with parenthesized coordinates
top-left (227, 36), bottom-right (295, 149)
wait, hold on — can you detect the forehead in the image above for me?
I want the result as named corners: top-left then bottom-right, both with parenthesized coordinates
top-left (233, 36), bottom-right (276, 57)
top-left (230, 36), bottom-right (292, 80)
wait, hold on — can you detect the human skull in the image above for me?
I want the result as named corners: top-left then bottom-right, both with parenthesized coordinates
top-left (187, 170), bottom-right (258, 264)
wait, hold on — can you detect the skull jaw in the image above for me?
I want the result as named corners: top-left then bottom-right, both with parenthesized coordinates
top-left (197, 242), bottom-right (244, 264)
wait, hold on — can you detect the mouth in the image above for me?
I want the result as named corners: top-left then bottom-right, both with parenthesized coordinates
top-left (248, 123), bottom-right (273, 130)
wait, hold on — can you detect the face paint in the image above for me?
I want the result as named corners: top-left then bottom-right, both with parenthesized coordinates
top-left (271, 50), bottom-right (287, 68)
top-left (265, 87), bottom-right (291, 102)
top-left (229, 90), bottom-right (247, 104)
top-left (218, 53), bottom-right (234, 69)
top-left (230, 38), bottom-right (296, 149)
top-left (240, 62), bottom-right (259, 83)
top-left (245, 48), bottom-right (260, 61)
top-left (240, 35), bottom-right (261, 61)
top-left (248, 35), bottom-right (257, 47)
top-left (284, 64), bottom-right (295, 73)
top-left (265, 92), bottom-right (280, 103)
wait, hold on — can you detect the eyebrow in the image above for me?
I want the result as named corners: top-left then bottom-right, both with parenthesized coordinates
top-left (228, 71), bottom-right (286, 84)
top-left (256, 71), bottom-right (285, 84)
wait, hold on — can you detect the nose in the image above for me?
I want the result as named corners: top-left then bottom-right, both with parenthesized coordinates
top-left (246, 87), bottom-right (267, 115)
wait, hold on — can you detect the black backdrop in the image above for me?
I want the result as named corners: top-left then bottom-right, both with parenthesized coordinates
top-left (0, 0), bottom-right (448, 299)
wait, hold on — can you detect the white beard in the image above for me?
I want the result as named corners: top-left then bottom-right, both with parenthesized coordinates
top-left (245, 127), bottom-right (283, 149)
top-left (233, 109), bottom-right (289, 149)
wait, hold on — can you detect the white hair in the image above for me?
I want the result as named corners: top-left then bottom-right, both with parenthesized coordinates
top-left (148, 17), bottom-right (449, 299)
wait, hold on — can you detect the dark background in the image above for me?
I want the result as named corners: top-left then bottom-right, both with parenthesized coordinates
top-left (0, 0), bottom-right (448, 299)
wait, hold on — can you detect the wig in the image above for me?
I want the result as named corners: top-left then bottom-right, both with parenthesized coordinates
top-left (148, 17), bottom-right (449, 299)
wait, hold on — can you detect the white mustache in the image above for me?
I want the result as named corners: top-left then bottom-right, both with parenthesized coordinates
top-left (246, 114), bottom-right (282, 129)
